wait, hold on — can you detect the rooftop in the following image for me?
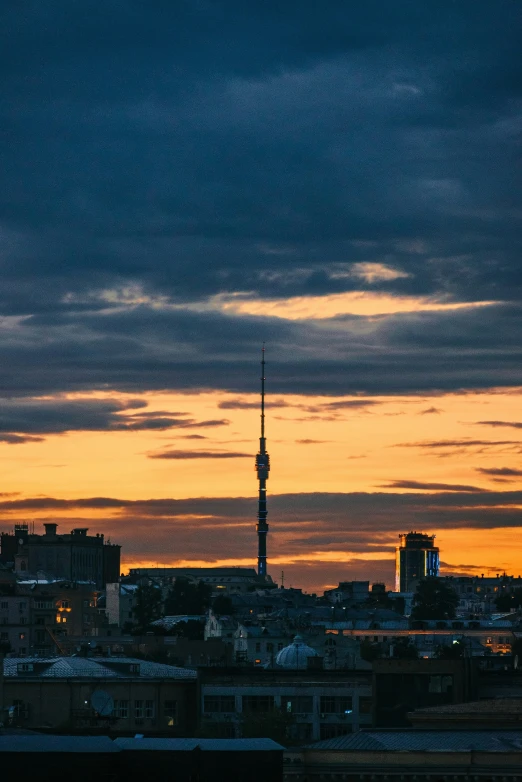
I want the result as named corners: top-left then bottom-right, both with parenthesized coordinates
top-left (114, 738), bottom-right (284, 752)
top-left (307, 729), bottom-right (522, 752)
top-left (411, 699), bottom-right (522, 716)
top-left (3, 656), bottom-right (196, 680)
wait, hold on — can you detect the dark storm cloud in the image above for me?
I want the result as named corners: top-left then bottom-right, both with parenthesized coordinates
top-left (218, 399), bottom-right (289, 410)
top-left (477, 421), bottom-right (522, 429)
top-left (381, 480), bottom-right (488, 493)
top-left (0, 434), bottom-right (44, 445)
top-left (296, 439), bottom-right (329, 445)
top-left (148, 449), bottom-right (251, 460)
top-left (0, 397), bottom-right (230, 441)
top-left (476, 467), bottom-right (522, 477)
top-left (0, 1), bottom-right (521, 401)
top-left (3, 488), bottom-right (522, 522)
top-left (0, 303), bottom-right (521, 400)
top-left (397, 437), bottom-right (522, 454)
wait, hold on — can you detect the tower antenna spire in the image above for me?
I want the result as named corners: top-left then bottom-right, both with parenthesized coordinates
top-left (255, 344), bottom-right (270, 578)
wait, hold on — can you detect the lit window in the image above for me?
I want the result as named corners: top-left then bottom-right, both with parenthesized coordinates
top-left (164, 700), bottom-right (177, 727)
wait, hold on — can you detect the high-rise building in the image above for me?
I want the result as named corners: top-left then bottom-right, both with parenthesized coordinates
top-left (395, 531), bottom-right (439, 592)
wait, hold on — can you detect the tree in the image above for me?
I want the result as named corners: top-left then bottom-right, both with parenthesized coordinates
top-left (495, 588), bottom-right (522, 612)
top-left (133, 583), bottom-right (162, 630)
top-left (411, 577), bottom-right (459, 620)
top-left (168, 619), bottom-right (204, 640)
top-left (164, 578), bottom-right (211, 615)
top-left (359, 639), bottom-right (382, 662)
top-left (435, 641), bottom-right (464, 659)
top-left (392, 638), bottom-right (418, 659)
top-left (241, 707), bottom-right (295, 745)
top-left (212, 594), bottom-right (234, 616)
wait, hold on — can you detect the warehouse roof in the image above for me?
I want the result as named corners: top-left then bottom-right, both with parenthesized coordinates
top-left (3, 656), bottom-right (196, 679)
top-left (306, 730), bottom-right (522, 752)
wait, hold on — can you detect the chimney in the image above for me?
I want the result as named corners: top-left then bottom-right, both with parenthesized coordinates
top-left (44, 523), bottom-right (58, 536)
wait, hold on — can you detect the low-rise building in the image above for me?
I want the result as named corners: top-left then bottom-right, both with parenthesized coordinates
top-left (285, 729), bottom-right (522, 781)
top-left (1, 522), bottom-right (120, 588)
top-left (1, 655), bottom-right (197, 734)
top-left (234, 622), bottom-right (292, 665)
top-left (373, 658), bottom-right (478, 727)
top-left (105, 582), bottom-right (138, 627)
top-left (0, 580), bottom-right (104, 656)
top-left (199, 665), bottom-right (372, 742)
top-left (127, 567), bottom-right (264, 595)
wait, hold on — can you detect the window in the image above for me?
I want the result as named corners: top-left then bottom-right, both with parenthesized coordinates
top-left (145, 700), bottom-right (155, 719)
top-left (242, 696), bottom-right (274, 713)
top-left (36, 617), bottom-right (45, 625)
top-left (277, 643), bottom-right (284, 651)
top-left (12, 700), bottom-right (24, 717)
top-left (114, 700), bottom-right (128, 719)
top-left (19, 617), bottom-right (25, 625)
top-left (164, 700), bottom-right (177, 727)
top-left (34, 601), bottom-right (53, 610)
top-left (203, 695), bottom-right (235, 713)
top-left (19, 602), bottom-right (26, 611)
top-left (17, 663), bottom-right (33, 672)
top-left (0, 632), bottom-right (7, 641)
top-left (0, 602), bottom-right (7, 610)
top-left (320, 696), bottom-right (353, 714)
top-left (266, 643), bottom-right (274, 653)
top-left (134, 700), bottom-right (144, 719)
top-left (255, 642), bottom-right (261, 652)
top-left (320, 724), bottom-right (352, 740)
top-left (129, 664), bottom-right (140, 673)
top-left (18, 632), bottom-right (26, 640)
top-left (60, 600), bottom-right (70, 609)
top-left (428, 675), bottom-right (453, 694)
top-left (282, 695), bottom-right (313, 714)
top-left (19, 647), bottom-right (26, 655)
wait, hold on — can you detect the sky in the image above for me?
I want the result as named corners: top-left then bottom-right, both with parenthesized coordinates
top-left (1, 1), bottom-right (522, 593)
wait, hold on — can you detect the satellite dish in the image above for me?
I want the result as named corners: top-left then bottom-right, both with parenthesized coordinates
top-left (90, 690), bottom-right (114, 716)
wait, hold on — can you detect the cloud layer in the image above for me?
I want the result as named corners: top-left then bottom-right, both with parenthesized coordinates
top-left (0, 1), bottom-right (520, 400)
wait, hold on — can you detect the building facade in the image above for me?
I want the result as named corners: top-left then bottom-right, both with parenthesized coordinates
top-left (127, 567), bottom-right (265, 594)
top-left (0, 579), bottom-right (105, 656)
top-left (1, 523), bottom-right (120, 588)
top-left (1, 656), bottom-right (197, 735)
top-left (395, 531), bottom-right (440, 592)
top-left (199, 667), bottom-right (372, 742)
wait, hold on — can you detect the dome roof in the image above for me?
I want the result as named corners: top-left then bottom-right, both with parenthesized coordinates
top-left (275, 635), bottom-right (318, 669)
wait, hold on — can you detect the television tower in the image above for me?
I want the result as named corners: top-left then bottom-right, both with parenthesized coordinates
top-left (255, 345), bottom-right (270, 578)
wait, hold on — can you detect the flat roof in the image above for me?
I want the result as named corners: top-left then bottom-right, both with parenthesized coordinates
top-left (0, 736), bottom-right (119, 753)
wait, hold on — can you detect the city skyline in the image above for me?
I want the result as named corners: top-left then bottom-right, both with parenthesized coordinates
top-left (1, 2), bottom-right (522, 593)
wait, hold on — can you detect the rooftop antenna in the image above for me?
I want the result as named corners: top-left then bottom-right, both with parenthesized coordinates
top-left (255, 344), bottom-right (270, 578)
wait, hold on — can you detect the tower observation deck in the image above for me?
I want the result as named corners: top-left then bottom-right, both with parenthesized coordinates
top-left (255, 346), bottom-right (270, 578)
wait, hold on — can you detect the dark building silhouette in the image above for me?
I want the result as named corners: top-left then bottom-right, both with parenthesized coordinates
top-left (395, 531), bottom-right (439, 592)
top-left (0, 522), bottom-right (120, 588)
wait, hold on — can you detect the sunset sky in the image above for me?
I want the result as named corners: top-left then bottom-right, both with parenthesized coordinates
top-left (1, 2), bottom-right (522, 592)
